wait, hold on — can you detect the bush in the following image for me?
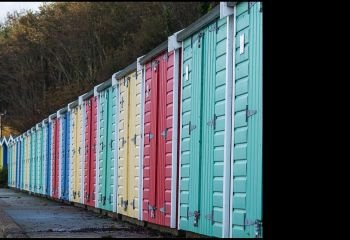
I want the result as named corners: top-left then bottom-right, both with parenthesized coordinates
top-left (0, 166), bottom-right (8, 187)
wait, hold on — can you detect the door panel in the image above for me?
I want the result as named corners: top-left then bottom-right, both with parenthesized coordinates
top-left (117, 70), bottom-right (141, 218)
top-left (231, 2), bottom-right (263, 238)
top-left (179, 18), bottom-right (227, 237)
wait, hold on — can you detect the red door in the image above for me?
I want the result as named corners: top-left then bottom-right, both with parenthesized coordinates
top-left (84, 96), bottom-right (97, 206)
top-left (53, 118), bottom-right (60, 199)
top-left (143, 50), bottom-right (177, 227)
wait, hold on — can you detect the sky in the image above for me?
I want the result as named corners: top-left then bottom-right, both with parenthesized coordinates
top-left (0, 2), bottom-right (48, 24)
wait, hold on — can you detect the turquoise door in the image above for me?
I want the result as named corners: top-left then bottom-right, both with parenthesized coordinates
top-left (179, 17), bottom-right (228, 238)
top-left (231, 2), bottom-right (263, 238)
top-left (98, 85), bottom-right (117, 211)
top-left (33, 130), bottom-right (38, 193)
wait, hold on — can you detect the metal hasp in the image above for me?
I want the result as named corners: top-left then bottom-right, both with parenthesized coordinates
top-left (148, 203), bottom-right (157, 219)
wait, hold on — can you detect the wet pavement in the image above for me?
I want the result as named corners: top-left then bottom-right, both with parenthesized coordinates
top-left (0, 188), bottom-right (171, 238)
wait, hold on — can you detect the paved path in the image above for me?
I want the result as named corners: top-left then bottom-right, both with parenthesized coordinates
top-left (0, 188), bottom-right (171, 238)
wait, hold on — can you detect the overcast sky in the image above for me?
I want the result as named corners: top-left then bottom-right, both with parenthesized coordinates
top-left (0, 2), bottom-right (48, 24)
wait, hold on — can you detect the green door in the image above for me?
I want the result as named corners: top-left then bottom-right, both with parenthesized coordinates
top-left (231, 2), bottom-right (263, 238)
top-left (98, 89), bottom-right (107, 209)
top-left (98, 85), bottom-right (116, 211)
top-left (179, 17), bottom-right (228, 238)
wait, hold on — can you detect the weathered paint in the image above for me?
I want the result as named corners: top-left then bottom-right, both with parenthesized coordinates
top-left (83, 96), bottom-right (98, 207)
top-left (179, 17), bottom-right (229, 237)
top-left (117, 68), bottom-right (141, 219)
top-left (230, 2), bottom-right (263, 238)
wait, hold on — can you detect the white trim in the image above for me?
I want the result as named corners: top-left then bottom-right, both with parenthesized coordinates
top-left (177, 41), bottom-right (184, 230)
top-left (223, 13), bottom-right (235, 238)
top-left (58, 116), bottom-right (62, 198)
top-left (229, 5), bottom-right (237, 238)
top-left (220, 2), bottom-right (235, 19)
top-left (168, 30), bottom-right (183, 52)
top-left (81, 102), bottom-right (86, 204)
top-left (113, 80), bottom-right (119, 213)
top-left (170, 48), bottom-right (180, 229)
top-left (95, 93), bottom-right (100, 208)
top-left (138, 61), bottom-right (146, 221)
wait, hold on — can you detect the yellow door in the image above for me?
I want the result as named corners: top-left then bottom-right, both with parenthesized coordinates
top-left (117, 70), bottom-right (141, 218)
top-left (70, 106), bottom-right (82, 203)
top-left (69, 109), bottom-right (76, 201)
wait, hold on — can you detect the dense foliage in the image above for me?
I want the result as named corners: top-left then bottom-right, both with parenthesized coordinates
top-left (0, 2), bottom-right (217, 134)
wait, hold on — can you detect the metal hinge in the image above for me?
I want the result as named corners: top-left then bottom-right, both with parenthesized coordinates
top-left (207, 114), bottom-right (217, 130)
top-left (163, 53), bottom-right (168, 61)
top-left (198, 32), bottom-right (204, 48)
top-left (131, 134), bottom-right (137, 145)
top-left (246, 105), bottom-right (257, 122)
top-left (130, 199), bottom-right (136, 210)
top-left (205, 209), bottom-right (214, 225)
top-left (124, 77), bottom-right (129, 87)
top-left (121, 137), bottom-right (126, 147)
top-left (120, 97), bottom-right (124, 108)
top-left (209, 21), bottom-right (219, 33)
top-left (160, 128), bottom-right (168, 139)
top-left (260, 2), bottom-right (263, 12)
top-left (148, 132), bottom-right (154, 141)
top-left (145, 84), bottom-right (150, 98)
top-left (188, 121), bottom-right (196, 135)
top-left (159, 203), bottom-right (166, 214)
top-left (152, 60), bottom-right (159, 71)
top-left (110, 139), bottom-right (114, 149)
top-left (248, 1), bottom-right (257, 13)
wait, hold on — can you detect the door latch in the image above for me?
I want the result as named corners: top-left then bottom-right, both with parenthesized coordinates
top-left (187, 208), bottom-right (200, 226)
top-left (131, 134), bottom-right (137, 145)
top-left (121, 198), bottom-right (128, 210)
top-left (148, 133), bottom-right (154, 141)
top-left (148, 203), bottom-right (157, 218)
top-left (193, 211), bottom-right (200, 226)
top-left (207, 114), bottom-right (217, 130)
top-left (159, 203), bottom-right (166, 214)
top-left (102, 196), bottom-right (106, 205)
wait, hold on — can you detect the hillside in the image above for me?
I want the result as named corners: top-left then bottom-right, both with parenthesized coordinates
top-left (0, 2), bottom-right (218, 135)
